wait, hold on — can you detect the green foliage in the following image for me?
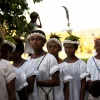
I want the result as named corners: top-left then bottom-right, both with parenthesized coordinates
top-left (5, 35), bottom-right (16, 44)
top-left (0, 0), bottom-right (42, 38)
top-left (33, 0), bottom-right (43, 3)
top-left (65, 35), bottom-right (80, 41)
top-left (49, 33), bottom-right (61, 41)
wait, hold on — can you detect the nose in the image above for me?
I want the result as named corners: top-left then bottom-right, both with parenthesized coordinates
top-left (50, 46), bottom-right (54, 51)
top-left (32, 39), bottom-right (37, 44)
top-left (66, 47), bottom-right (70, 51)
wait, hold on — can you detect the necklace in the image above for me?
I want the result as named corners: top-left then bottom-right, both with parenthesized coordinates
top-left (31, 50), bottom-right (44, 59)
top-left (30, 51), bottom-right (45, 70)
top-left (65, 57), bottom-right (77, 63)
top-left (34, 51), bottom-right (44, 65)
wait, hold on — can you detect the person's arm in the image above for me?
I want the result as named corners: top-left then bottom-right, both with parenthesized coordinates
top-left (80, 78), bottom-right (86, 100)
top-left (37, 71), bottom-right (60, 87)
top-left (89, 80), bottom-right (100, 97)
top-left (17, 87), bottom-right (28, 100)
top-left (37, 16), bottom-right (42, 28)
top-left (26, 75), bottom-right (36, 94)
top-left (86, 79), bottom-right (92, 92)
top-left (64, 82), bottom-right (69, 100)
top-left (6, 78), bottom-right (16, 100)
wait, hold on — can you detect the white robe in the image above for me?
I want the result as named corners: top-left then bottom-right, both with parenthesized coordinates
top-left (87, 57), bottom-right (100, 100)
top-left (13, 67), bottom-right (28, 100)
top-left (66, 59), bottom-right (88, 100)
top-left (27, 53), bottom-right (58, 100)
top-left (20, 60), bottom-right (39, 100)
top-left (0, 59), bottom-right (16, 100)
top-left (53, 62), bottom-right (73, 100)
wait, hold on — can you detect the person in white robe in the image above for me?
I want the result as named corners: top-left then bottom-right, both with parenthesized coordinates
top-left (2, 38), bottom-right (28, 100)
top-left (47, 33), bottom-right (73, 100)
top-left (0, 35), bottom-right (16, 100)
top-left (87, 37), bottom-right (100, 100)
top-left (27, 30), bottom-right (60, 100)
top-left (9, 37), bottom-right (38, 100)
top-left (63, 35), bottom-right (89, 100)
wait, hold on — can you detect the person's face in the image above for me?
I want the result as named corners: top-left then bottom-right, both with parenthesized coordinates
top-left (29, 36), bottom-right (45, 50)
top-left (64, 43), bottom-right (76, 56)
top-left (9, 51), bottom-right (20, 61)
top-left (1, 49), bottom-right (10, 60)
top-left (47, 41), bottom-right (60, 56)
top-left (31, 16), bottom-right (37, 23)
top-left (95, 41), bottom-right (100, 54)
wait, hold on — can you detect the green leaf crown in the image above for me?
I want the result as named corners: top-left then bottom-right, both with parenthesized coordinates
top-left (65, 35), bottom-right (80, 41)
top-left (50, 33), bottom-right (61, 41)
top-left (5, 35), bottom-right (16, 44)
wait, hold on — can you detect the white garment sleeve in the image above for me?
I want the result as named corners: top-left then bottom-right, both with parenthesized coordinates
top-left (48, 54), bottom-right (58, 75)
top-left (15, 68), bottom-right (28, 91)
top-left (3, 61), bottom-right (16, 83)
top-left (79, 60), bottom-right (89, 80)
top-left (50, 65), bottom-right (59, 75)
top-left (62, 67), bottom-right (73, 83)
top-left (87, 58), bottom-right (92, 74)
top-left (21, 60), bottom-right (38, 78)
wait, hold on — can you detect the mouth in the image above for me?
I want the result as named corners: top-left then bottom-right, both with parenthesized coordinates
top-left (32, 44), bottom-right (37, 47)
top-left (49, 50), bottom-right (54, 53)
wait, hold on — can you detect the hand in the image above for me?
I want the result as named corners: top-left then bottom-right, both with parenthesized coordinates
top-left (86, 80), bottom-right (92, 92)
top-left (89, 80), bottom-right (100, 97)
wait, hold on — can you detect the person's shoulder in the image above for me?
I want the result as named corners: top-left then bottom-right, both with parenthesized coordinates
top-left (45, 53), bottom-right (57, 63)
top-left (77, 59), bottom-right (87, 65)
top-left (26, 56), bottom-right (31, 60)
top-left (0, 59), bottom-right (15, 77)
top-left (46, 53), bottom-right (56, 60)
top-left (0, 59), bottom-right (12, 65)
top-left (46, 53), bottom-right (55, 58)
top-left (87, 56), bottom-right (94, 63)
top-left (59, 61), bottom-right (66, 66)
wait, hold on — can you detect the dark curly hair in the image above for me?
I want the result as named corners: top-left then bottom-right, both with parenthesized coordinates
top-left (30, 11), bottom-right (38, 18)
top-left (13, 37), bottom-right (24, 55)
top-left (49, 33), bottom-right (61, 42)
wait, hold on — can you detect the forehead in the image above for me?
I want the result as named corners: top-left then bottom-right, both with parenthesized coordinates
top-left (95, 41), bottom-right (100, 45)
top-left (48, 41), bottom-right (59, 46)
top-left (30, 35), bottom-right (41, 39)
top-left (64, 43), bottom-right (74, 47)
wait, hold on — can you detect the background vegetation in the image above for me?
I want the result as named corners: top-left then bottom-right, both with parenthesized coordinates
top-left (0, 0), bottom-right (42, 38)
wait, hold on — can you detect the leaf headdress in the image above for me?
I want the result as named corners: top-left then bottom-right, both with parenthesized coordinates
top-left (63, 35), bottom-right (80, 45)
top-left (50, 33), bottom-right (61, 41)
top-left (47, 33), bottom-right (62, 51)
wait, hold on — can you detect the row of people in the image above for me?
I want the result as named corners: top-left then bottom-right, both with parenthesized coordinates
top-left (1, 30), bottom-right (100, 100)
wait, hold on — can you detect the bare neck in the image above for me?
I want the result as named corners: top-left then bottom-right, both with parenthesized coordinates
top-left (55, 55), bottom-right (63, 64)
top-left (95, 54), bottom-right (100, 59)
top-left (66, 55), bottom-right (78, 63)
top-left (32, 49), bottom-right (45, 58)
top-left (13, 57), bottom-right (25, 67)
